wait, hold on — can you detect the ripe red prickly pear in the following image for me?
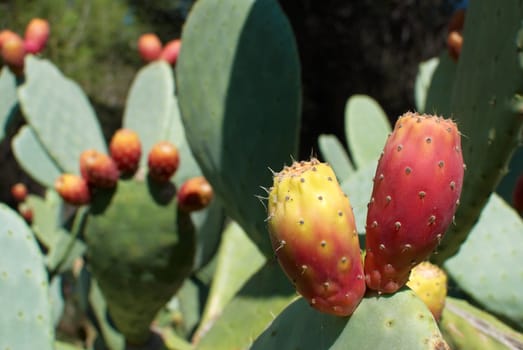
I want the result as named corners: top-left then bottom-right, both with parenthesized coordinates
top-left (0, 30), bottom-right (18, 50)
top-left (24, 18), bottom-right (50, 54)
top-left (267, 158), bottom-right (366, 316)
top-left (364, 112), bottom-right (464, 294)
top-left (137, 33), bottom-right (162, 62)
top-left (55, 173), bottom-right (91, 206)
top-left (147, 141), bottom-right (180, 183)
top-left (407, 261), bottom-right (447, 321)
top-left (177, 176), bottom-right (213, 212)
top-left (109, 128), bottom-right (142, 175)
top-left (79, 149), bottom-right (120, 188)
top-left (1, 33), bottom-right (25, 72)
top-left (160, 39), bottom-right (181, 66)
top-left (11, 182), bottom-right (28, 203)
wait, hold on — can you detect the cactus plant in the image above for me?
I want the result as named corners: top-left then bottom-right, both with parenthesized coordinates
top-left (2, 1), bottom-right (523, 348)
top-left (176, 0), bottom-right (302, 257)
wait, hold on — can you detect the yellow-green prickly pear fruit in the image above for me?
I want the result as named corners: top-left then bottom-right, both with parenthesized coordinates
top-left (267, 158), bottom-right (366, 317)
top-left (407, 261), bottom-right (448, 321)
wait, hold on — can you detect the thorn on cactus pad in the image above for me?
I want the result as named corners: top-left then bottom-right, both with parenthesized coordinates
top-left (425, 137), bottom-right (432, 144)
top-left (438, 161), bottom-right (445, 168)
top-left (397, 144), bottom-right (403, 152)
top-left (405, 167), bottom-right (412, 175)
top-left (418, 191), bottom-right (426, 199)
top-left (394, 221), bottom-right (402, 231)
top-left (428, 215), bottom-right (436, 225)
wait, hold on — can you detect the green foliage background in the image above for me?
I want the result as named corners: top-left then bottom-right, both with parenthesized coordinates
top-left (0, 0), bottom-right (191, 137)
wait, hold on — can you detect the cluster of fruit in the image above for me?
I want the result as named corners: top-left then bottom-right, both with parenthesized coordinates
top-left (0, 18), bottom-right (50, 75)
top-left (54, 128), bottom-right (213, 212)
top-left (267, 112), bottom-right (464, 319)
top-left (137, 33), bottom-right (181, 66)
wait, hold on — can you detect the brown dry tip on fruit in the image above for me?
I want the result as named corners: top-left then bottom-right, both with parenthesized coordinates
top-left (55, 174), bottom-right (91, 206)
top-left (11, 182), bottom-right (28, 202)
top-left (138, 33), bottom-right (162, 62)
top-left (79, 149), bottom-right (119, 188)
top-left (109, 128), bottom-right (142, 175)
top-left (147, 141), bottom-right (180, 183)
top-left (177, 176), bottom-right (214, 212)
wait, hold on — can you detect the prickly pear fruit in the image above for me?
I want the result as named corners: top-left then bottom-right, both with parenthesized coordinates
top-left (55, 174), bottom-right (91, 205)
top-left (364, 112), bottom-right (464, 294)
top-left (0, 30), bottom-right (18, 50)
top-left (407, 261), bottom-right (447, 321)
top-left (11, 182), bottom-right (28, 202)
top-left (147, 141), bottom-right (180, 183)
top-left (267, 158), bottom-right (366, 316)
top-left (137, 33), bottom-right (162, 62)
top-left (177, 176), bottom-right (213, 212)
top-left (160, 39), bottom-right (181, 66)
top-left (24, 18), bottom-right (50, 54)
top-left (79, 149), bottom-right (119, 188)
top-left (1, 33), bottom-right (25, 69)
top-left (18, 202), bottom-right (33, 224)
top-left (109, 128), bottom-right (142, 175)
top-left (447, 9), bottom-right (465, 62)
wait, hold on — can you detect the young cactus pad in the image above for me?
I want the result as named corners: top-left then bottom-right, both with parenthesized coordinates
top-left (267, 158), bottom-right (366, 316)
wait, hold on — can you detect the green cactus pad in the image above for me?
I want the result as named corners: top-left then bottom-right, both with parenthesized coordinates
top-left (84, 180), bottom-right (196, 344)
top-left (422, 53), bottom-right (457, 116)
top-left (18, 56), bottom-right (106, 174)
top-left (435, 0), bottom-right (523, 262)
top-left (194, 221), bottom-right (266, 343)
top-left (0, 66), bottom-right (18, 140)
top-left (444, 193), bottom-right (523, 328)
top-left (345, 94), bottom-right (391, 169)
top-left (318, 134), bottom-right (355, 181)
top-left (440, 297), bottom-right (523, 350)
top-left (12, 125), bottom-right (63, 188)
top-left (341, 161), bottom-right (378, 234)
top-left (123, 61), bottom-right (176, 167)
top-left (252, 289), bottom-right (448, 350)
top-left (414, 57), bottom-right (440, 112)
top-left (25, 191), bottom-right (62, 248)
top-left (177, 0), bottom-right (301, 256)
top-left (123, 61), bottom-right (225, 270)
top-left (195, 261), bottom-right (295, 350)
top-left (0, 204), bottom-right (54, 349)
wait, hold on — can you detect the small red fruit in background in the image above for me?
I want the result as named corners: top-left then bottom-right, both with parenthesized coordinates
top-left (79, 149), bottom-right (119, 188)
top-left (447, 9), bottom-right (465, 62)
top-left (11, 183), bottom-right (28, 202)
top-left (0, 30), bottom-right (18, 50)
top-left (24, 18), bottom-right (50, 54)
top-left (109, 128), bottom-right (142, 175)
top-left (55, 174), bottom-right (91, 206)
top-left (138, 33), bottom-right (162, 62)
top-left (1, 32), bottom-right (25, 69)
top-left (160, 39), bottom-right (181, 66)
top-left (177, 176), bottom-right (213, 212)
top-left (147, 141), bottom-right (180, 182)
top-left (18, 202), bottom-right (33, 224)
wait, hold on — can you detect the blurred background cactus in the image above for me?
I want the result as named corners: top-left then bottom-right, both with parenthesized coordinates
top-left (1, 0), bottom-right (522, 349)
